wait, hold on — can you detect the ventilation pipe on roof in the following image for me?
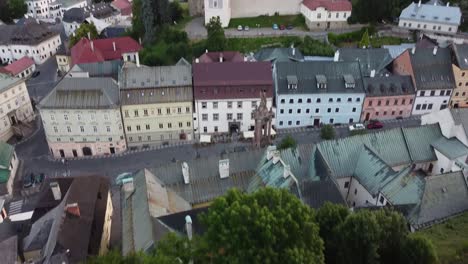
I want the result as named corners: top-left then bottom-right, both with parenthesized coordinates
top-left (50, 182), bottom-right (61, 201)
top-left (447, 2), bottom-right (450, 7)
top-left (219, 159), bottom-right (229, 179)
top-left (136, 54), bottom-right (140, 67)
top-left (205, 49), bottom-right (208, 53)
top-left (112, 41), bottom-right (116, 52)
top-left (370, 69), bottom-right (376, 78)
top-left (334, 50), bottom-right (339, 62)
top-left (411, 47), bottom-right (416, 54)
top-left (195, 58), bottom-right (199, 63)
top-left (139, 37), bottom-right (142, 45)
top-left (219, 53), bottom-right (223, 62)
top-left (433, 46), bottom-right (438, 56)
top-left (185, 215), bottom-right (193, 240)
top-left (182, 162), bottom-right (190, 184)
top-left (418, 0), bottom-right (421, 7)
top-left (434, 1), bottom-right (437, 5)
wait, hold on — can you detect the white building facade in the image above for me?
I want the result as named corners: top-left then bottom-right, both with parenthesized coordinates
top-left (0, 23), bottom-right (61, 65)
top-left (275, 61), bottom-right (365, 128)
top-left (398, 1), bottom-right (461, 34)
top-left (412, 89), bottom-right (451, 115)
top-left (25, 0), bottom-right (88, 19)
top-left (39, 78), bottom-right (126, 158)
top-left (0, 74), bottom-right (35, 142)
top-left (300, 0), bottom-right (352, 30)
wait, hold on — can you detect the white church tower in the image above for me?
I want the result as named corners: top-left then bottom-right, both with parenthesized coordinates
top-left (204, 0), bottom-right (231, 27)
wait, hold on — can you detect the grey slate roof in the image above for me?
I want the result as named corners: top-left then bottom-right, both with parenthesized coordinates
top-left (363, 75), bottom-right (415, 97)
top-left (63, 8), bottom-right (89, 23)
top-left (120, 64), bottom-right (193, 104)
top-left (431, 137), bottom-right (468, 159)
top-left (409, 47), bottom-right (455, 90)
top-left (399, 2), bottom-right (461, 26)
top-left (254, 47), bottom-right (304, 63)
top-left (0, 73), bottom-right (23, 93)
top-left (275, 61), bottom-right (365, 95)
top-left (452, 44), bottom-right (468, 70)
top-left (450, 108), bottom-right (468, 137)
top-left (414, 171), bottom-right (468, 227)
top-left (337, 48), bottom-right (393, 76)
top-left (0, 21), bottom-right (59, 45)
top-left (39, 77), bottom-right (119, 109)
top-left (383, 43), bottom-right (415, 59)
top-left (0, 235), bottom-right (17, 264)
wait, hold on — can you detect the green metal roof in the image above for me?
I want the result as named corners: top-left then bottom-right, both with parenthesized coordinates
top-left (402, 125), bottom-right (441, 162)
top-left (353, 146), bottom-right (397, 196)
top-left (254, 48), bottom-right (304, 63)
top-left (0, 141), bottom-right (13, 170)
top-left (431, 137), bottom-right (468, 159)
top-left (381, 168), bottom-right (425, 207)
top-left (0, 169), bottom-right (10, 184)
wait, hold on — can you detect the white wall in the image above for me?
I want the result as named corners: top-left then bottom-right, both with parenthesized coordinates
top-left (346, 177), bottom-right (377, 208)
top-left (230, 0), bottom-right (301, 18)
top-left (412, 89), bottom-right (451, 115)
top-left (0, 35), bottom-right (61, 65)
top-left (399, 18), bottom-right (458, 34)
top-left (63, 21), bottom-right (81, 37)
top-left (421, 108), bottom-right (468, 147)
top-left (194, 97), bottom-right (273, 134)
top-left (300, 5), bottom-right (350, 23)
top-left (204, 0), bottom-right (231, 27)
top-left (276, 93), bottom-right (364, 128)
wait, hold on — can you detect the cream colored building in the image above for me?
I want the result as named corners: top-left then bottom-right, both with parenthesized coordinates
top-left (0, 74), bottom-right (35, 142)
top-left (39, 77), bottom-right (126, 158)
top-left (451, 44), bottom-right (468, 108)
top-left (120, 63), bottom-right (193, 147)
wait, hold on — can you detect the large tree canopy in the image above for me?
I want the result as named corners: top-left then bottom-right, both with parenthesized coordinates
top-left (206, 16), bottom-right (226, 52)
top-left (0, 0), bottom-right (27, 23)
top-left (69, 23), bottom-right (99, 48)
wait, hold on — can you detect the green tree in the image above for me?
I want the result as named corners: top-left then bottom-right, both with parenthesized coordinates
top-left (375, 209), bottom-right (409, 264)
top-left (278, 135), bottom-right (297, 150)
top-left (201, 188), bottom-right (324, 264)
top-left (401, 236), bottom-right (438, 264)
top-left (316, 202), bottom-right (349, 264)
top-left (337, 211), bottom-right (381, 264)
top-left (69, 23), bottom-right (99, 47)
top-left (169, 1), bottom-right (184, 23)
top-left (320, 125), bottom-right (335, 140)
top-left (130, 0), bottom-right (144, 39)
top-left (359, 29), bottom-right (370, 48)
top-left (7, 0), bottom-right (27, 20)
top-left (206, 16), bottom-right (226, 52)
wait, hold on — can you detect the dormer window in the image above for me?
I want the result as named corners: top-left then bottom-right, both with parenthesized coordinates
top-left (287, 75), bottom-right (298, 89)
top-left (343, 74), bottom-right (355, 89)
top-left (316, 75), bottom-right (327, 89)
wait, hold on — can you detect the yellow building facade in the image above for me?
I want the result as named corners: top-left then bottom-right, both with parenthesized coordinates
top-left (451, 44), bottom-right (468, 108)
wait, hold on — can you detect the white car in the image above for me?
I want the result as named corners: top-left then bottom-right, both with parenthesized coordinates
top-left (237, 25), bottom-right (243, 31)
top-left (349, 123), bottom-right (365, 131)
top-left (244, 26), bottom-right (250, 31)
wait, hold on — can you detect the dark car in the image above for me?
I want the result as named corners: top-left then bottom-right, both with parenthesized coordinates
top-left (32, 71), bottom-right (40, 78)
top-left (367, 120), bottom-right (384, 129)
top-left (286, 24), bottom-right (294, 30)
top-left (279, 24), bottom-right (286, 30)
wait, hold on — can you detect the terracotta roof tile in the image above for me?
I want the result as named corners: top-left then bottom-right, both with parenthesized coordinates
top-left (0, 56), bottom-right (34, 76)
top-left (302, 0), bottom-right (352, 12)
top-left (70, 37), bottom-right (142, 65)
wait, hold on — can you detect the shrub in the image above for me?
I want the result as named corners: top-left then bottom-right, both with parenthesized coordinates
top-left (278, 135), bottom-right (297, 150)
top-left (321, 125), bottom-right (335, 140)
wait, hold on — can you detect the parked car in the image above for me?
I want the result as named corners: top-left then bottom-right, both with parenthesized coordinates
top-left (367, 120), bottom-right (384, 129)
top-left (244, 26), bottom-right (250, 31)
top-left (272, 24), bottom-right (279, 30)
top-left (237, 25), bottom-right (243, 31)
top-left (349, 123), bottom-right (365, 131)
top-left (286, 24), bottom-right (294, 30)
top-left (280, 24), bottom-right (286, 30)
top-left (32, 71), bottom-right (40, 78)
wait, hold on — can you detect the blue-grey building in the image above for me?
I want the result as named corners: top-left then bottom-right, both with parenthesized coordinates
top-left (274, 61), bottom-right (365, 128)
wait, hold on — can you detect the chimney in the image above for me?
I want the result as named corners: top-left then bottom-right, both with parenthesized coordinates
top-left (219, 53), bottom-right (223, 62)
top-left (112, 41), bottom-right (116, 51)
top-left (447, 2), bottom-right (450, 7)
top-left (205, 49), bottom-right (208, 53)
top-left (244, 56), bottom-right (248, 62)
top-left (272, 151), bottom-right (281, 164)
top-left (87, 32), bottom-right (91, 40)
top-left (334, 50), bottom-right (340, 62)
top-left (418, 0), bottom-right (421, 7)
top-left (370, 69), bottom-right (376, 78)
top-left (434, 1), bottom-right (437, 5)
top-left (195, 58), bottom-right (199, 63)
top-left (138, 37), bottom-right (142, 45)
top-left (91, 40), bottom-right (94, 52)
top-left (50, 182), bottom-right (62, 201)
top-left (283, 164), bottom-right (291, 178)
top-left (136, 54), bottom-right (140, 67)
top-left (182, 162), bottom-right (190, 184)
top-left (219, 159), bottom-right (229, 179)
top-left (411, 47), bottom-right (416, 54)
top-left (266, 145), bottom-right (277, 160)
top-left (185, 215), bottom-right (193, 241)
top-left (433, 46), bottom-right (438, 56)
top-left (65, 203), bottom-right (80, 218)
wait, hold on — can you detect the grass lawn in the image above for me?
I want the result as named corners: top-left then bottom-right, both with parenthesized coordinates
top-left (413, 212), bottom-right (468, 264)
top-left (225, 36), bottom-right (302, 53)
top-left (228, 15), bottom-right (306, 29)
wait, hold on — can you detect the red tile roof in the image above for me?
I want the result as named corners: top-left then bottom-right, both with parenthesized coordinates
top-left (197, 51), bottom-right (245, 63)
top-left (0, 56), bottom-right (34, 76)
top-left (111, 0), bottom-right (132, 16)
top-left (193, 61), bottom-right (274, 100)
top-left (302, 0), bottom-right (352, 12)
top-left (71, 37), bottom-right (142, 65)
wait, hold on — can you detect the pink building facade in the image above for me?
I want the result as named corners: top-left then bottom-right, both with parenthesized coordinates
top-left (361, 76), bottom-right (416, 122)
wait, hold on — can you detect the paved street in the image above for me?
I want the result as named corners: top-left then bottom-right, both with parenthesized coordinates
top-left (186, 17), bottom-right (365, 40)
top-left (25, 57), bottom-right (59, 102)
top-left (15, 116), bottom-right (421, 184)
